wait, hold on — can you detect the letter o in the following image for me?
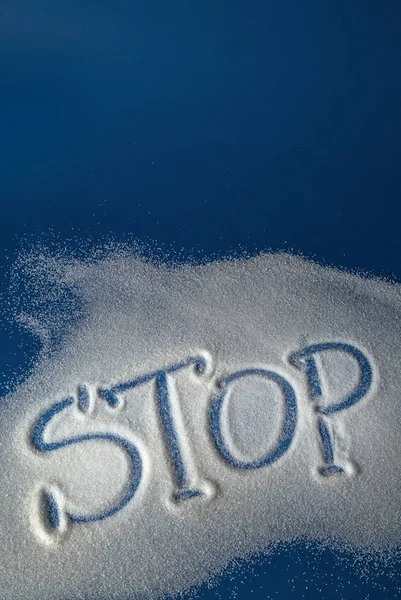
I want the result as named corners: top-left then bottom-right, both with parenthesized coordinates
top-left (210, 369), bottom-right (297, 469)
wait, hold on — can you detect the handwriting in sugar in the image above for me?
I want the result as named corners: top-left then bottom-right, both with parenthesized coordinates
top-left (30, 341), bottom-right (373, 540)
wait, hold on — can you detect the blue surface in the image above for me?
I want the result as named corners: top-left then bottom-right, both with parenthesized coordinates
top-left (0, 1), bottom-right (400, 598)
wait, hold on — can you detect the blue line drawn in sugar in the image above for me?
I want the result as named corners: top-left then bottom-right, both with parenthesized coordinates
top-left (289, 342), bottom-right (373, 476)
top-left (31, 355), bottom-right (209, 535)
top-left (77, 384), bottom-right (91, 412)
top-left (98, 355), bottom-right (208, 502)
top-left (210, 369), bottom-right (298, 469)
top-left (42, 488), bottom-right (62, 530)
top-left (32, 397), bottom-right (143, 527)
top-left (30, 342), bottom-right (374, 539)
top-left (98, 355), bottom-right (207, 408)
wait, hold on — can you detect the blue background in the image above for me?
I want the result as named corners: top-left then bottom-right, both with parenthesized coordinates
top-left (0, 1), bottom-right (400, 598)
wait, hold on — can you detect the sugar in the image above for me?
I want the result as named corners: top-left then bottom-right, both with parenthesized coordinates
top-left (0, 250), bottom-right (400, 598)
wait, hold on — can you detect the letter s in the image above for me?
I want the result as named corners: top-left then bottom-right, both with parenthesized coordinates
top-left (32, 397), bottom-right (143, 526)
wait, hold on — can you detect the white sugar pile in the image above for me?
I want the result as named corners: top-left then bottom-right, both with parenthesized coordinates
top-left (0, 250), bottom-right (400, 599)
